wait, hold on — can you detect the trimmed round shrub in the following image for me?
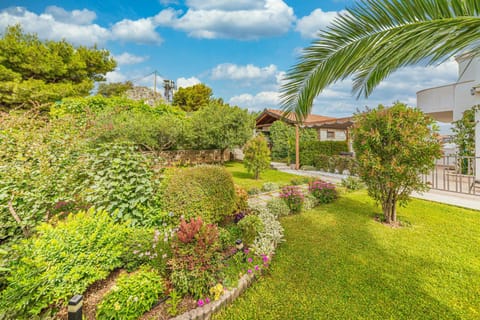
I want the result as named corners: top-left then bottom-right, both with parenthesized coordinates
top-left (162, 165), bottom-right (236, 224)
top-left (266, 198), bottom-right (291, 217)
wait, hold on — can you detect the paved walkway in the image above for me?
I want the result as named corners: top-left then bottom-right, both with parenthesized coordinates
top-left (271, 162), bottom-right (480, 211)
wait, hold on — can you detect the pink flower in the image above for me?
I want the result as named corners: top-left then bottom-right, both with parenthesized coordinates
top-left (205, 297), bottom-right (210, 304)
top-left (247, 269), bottom-right (253, 273)
top-left (244, 249), bottom-right (249, 254)
top-left (197, 299), bottom-right (204, 307)
top-left (247, 258), bottom-right (253, 263)
top-left (262, 255), bottom-right (269, 263)
top-left (254, 265), bottom-right (259, 271)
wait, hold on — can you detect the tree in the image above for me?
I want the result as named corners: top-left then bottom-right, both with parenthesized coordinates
top-left (280, 0), bottom-right (480, 120)
top-left (243, 135), bottom-right (271, 180)
top-left (173, 83), bottom-right (213, 112)
top-left (352, 103), bottom-right (441, 224)
top-left (452, 105), bottom-right (479, 157)
top-left (97, 81), bottom-right (133, 97)
top-left (0, 25), bottom-right (116, 109)
top-left (188, 101), bottom-right (255, 150)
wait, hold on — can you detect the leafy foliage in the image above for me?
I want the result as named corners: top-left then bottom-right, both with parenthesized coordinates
top-left (97, 81), bottom-right (134, 97)
top-left (0, 208), bottom-right (130, 319)
top-left (269, 121), bottom-right (317, 162)
top-left (80, 143), bottom-right (161, 226)
top-left (281, 0), bottom-right (480, 120)
top-left (261, 182), bottom-right (279, 192)
top-left (237, 215), bottom-right (264, 246)
top-left (341, 176), bottom-right (364, 192)
top-left (173, 83), bottom-right (213, 112)
top-left (0, 111), bottom-right (88, 242)
top-left (188, 102), bottom-right (255, 150)
top-left (162, 165), bottom-right (236, 224)
top-left (352, 103), bottom-right (441, 223)
top-left (250, 205), bottom-right (284, 256)
top-left (243, 135), bottom-right (271, 180)
top-left (168, 218), bottom-right (223, 298)
top-left (0, 25), bottom-right (115, 109)
top-left (452, 105), bottom-right (478, 157)
top-left (298, 141), bottom-right (348, 166)
top-left (97, 267), bottom-right (165, 320)
top-left (279, 186), bottom-right (305, 213)
top-left (266, 198), bottom-right (291, 217)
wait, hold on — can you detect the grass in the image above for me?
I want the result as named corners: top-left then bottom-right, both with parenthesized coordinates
top-left (224, 161), bottom-right (299, 191)
top-left (214, 191), bottom-right (480, 319)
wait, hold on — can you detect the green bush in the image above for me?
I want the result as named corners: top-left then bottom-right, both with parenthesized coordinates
top-left (303, 193), bottom-right (320, 211)
top-left (314, 155), bottom-right (358, 175)
top-left (290, 176), bottom-right (313, 185)
top-left (168, 218), bottom-right (222, 298)
top-left (309, 180), bottom-right (338, 204)
top-left (298, 141), bottom-right (348, 167)
top-left (81, 143), bottom-right (161, 227)
top-left (162, 165), bottom-right (236, 224)
top-left (266, 198), bottom-right (291, 217)
top-left (97, 267), bottom-right (165, 320)
top-left (0, 208), bottom-right (130, 319)
top-left (237, 215), bottom-right (264, 246)
top-left (247, 187), bottom-right (261, 195)
top-left (341, 177), bottom-right (364, 191)
top-left (243, 135), bottom-right (271, 180)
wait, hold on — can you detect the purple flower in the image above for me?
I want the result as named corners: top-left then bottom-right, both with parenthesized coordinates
top-left (247, 269), bottom-right (253, 274)
top-left (262, 255), bottom-right (269, 263)
top-left (254, 265), bottom-right (259, 271)
top-left (197, 299), bottom-right (204, 307)
top-left (244, 249), bottom-right (249, 254)
top-left (247, 257), bottom-right (253, 263)
top-left (205, 297), bottom-right (211, 304)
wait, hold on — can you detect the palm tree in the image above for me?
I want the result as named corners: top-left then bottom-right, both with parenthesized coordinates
top-left (280, 0), bottom-right (480, 120)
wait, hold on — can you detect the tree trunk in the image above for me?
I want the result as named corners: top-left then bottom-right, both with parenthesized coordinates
top-left (254, 169), bottom-right (259, 180)
top-left (295, 125), bottom-right (300, 170)
top-left (382, 197), bottom-right (397, 224)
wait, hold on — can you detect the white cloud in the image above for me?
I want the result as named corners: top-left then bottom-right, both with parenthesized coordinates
top-left (177, 76), bottom-right (201, 88)
top-left (44, 6), bottom-right (96, 25)
top-left (0, 6), bottom-right (164, 46)
top-left (296, 8), bottom-right (343, 39)
top-left (105, 70), bottom-right (128, 83)
top-left (155, 0), bottom-right (295, 40)
top-left (229, 91), bottom-right (280, 111)
top-left (0, 7), bottom-right (110, 46)
top-left (185, 0), bottom-right (264, 11)
top-left (114, 52), bottom-right (148, 65)
top-left (211, 63), bottom-right (278, 80)
top-left (111, 18), bottom-right (163, 44)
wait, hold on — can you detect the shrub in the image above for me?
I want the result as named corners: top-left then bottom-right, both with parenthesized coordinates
top-left (218, 225), bottom-right (242, 250)
top-left (298, 140), bottom-right (348, 166)
top-left (250, 206), bottom-right (284, 256)
top-left (162, 165), bottom-right (236, 224)
top-left (341, 177), bottom-right (364, 191)
top-left (0, 208), bottom-right (130, 319)
top-left (261, 182), bottom-right (279, 192)
top-left (81, 143), bottom-right (160, 226)
top-left (247, 187), bottom-right (261, 195)
top-left (303, 194), bottom-right (319, 211)
top-left (237, 215), bottom-right (264, 246)
top-left (313, 155), bottom-right (358, 175)
top-left (266, 198), bottom-right (291, 217)
top-left (279, 186), bottom-right (305, 213)
top-left (121, 228), bottom-right (173, 273)
top-left (97, 267), bottom-right (165, 320)
top-left (290, 176), bottom-right (312, 185)
top-left (243, 135), bottom-right (271, 180)
top-left (168, 218), bottom-right (222, 298)
top-left (309, 180), bottom-right (337, 204)
top-left (233, 185), bottom-right (249, 213)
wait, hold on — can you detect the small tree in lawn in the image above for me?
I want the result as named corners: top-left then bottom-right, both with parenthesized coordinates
top-left (352, 103), bottom-right (441, 224)
top-left (244, 135), bottom-right (271, 180)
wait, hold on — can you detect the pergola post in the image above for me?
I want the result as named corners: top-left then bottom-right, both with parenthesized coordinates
top-left (295, 124), bottom-right (300, 170)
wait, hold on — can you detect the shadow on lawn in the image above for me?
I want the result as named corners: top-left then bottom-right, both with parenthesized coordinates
top-left (275, 196), bottom-right (464, 319)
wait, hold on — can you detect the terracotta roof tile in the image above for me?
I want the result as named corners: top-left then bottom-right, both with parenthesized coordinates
top-left (265, 109), bottom-right (336, 124)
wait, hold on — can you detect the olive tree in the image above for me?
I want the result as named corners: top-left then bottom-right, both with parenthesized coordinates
top-left (352, 102), bottom-right (441, 224)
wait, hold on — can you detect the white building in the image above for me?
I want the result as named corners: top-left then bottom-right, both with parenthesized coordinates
top-left (417, 53), bottom-right (480, 182)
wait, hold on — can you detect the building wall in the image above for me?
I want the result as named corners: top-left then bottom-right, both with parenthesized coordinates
top-left (318, 129), bottom-right (347, 141)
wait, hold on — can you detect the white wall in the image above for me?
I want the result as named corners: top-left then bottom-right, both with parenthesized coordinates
top-left (318, 129), bottom-right (346, 141)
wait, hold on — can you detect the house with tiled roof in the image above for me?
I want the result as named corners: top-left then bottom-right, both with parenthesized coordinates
top-left (255, 109), bottom-right (354, 144)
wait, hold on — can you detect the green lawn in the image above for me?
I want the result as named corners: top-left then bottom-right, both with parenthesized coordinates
top-left (214, 191), bottom-right (480, 319)
top-left (225, 161), bottom-right (299, 190)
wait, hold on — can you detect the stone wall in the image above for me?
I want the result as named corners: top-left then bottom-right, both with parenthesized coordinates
top-left (148, 149), bottom-right (232, 166)
top-left (126, 86), bottom-right (165, 106)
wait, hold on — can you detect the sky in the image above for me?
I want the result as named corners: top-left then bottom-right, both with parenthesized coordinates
top-left (0, 0), bottom-right (460, 127)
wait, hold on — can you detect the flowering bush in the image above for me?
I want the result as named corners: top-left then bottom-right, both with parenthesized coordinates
top-left (309, 180), bottom-right (337, 204)
top-left (279, 186), bottom-right (304, 213)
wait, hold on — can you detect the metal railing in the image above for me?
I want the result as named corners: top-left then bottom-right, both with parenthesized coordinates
top-left (422, 155), bottom-right (479, 195)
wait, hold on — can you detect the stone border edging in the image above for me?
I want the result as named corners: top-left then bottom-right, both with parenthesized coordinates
top-left (170, 273), bottom-right (256, 320)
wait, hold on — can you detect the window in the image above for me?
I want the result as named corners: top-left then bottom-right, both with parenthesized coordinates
top-left (327, 131), bottom-right (335, 139)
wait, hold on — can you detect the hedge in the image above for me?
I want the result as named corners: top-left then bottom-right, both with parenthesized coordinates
top-left (297, 141), bottom-right (348, 166)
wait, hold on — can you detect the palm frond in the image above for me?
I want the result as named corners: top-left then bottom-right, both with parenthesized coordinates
top-left (280, 0), bottom-right (480, 122)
